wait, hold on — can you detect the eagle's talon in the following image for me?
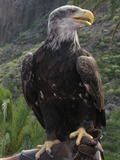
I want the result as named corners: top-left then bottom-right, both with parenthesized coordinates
top-left (70, 127), bottom-right (93, 145)
top-left (35, 140), bottom-right (60, 158)
top-left (46, 150), bottom-right (54, 158)
top-left (37, 144), bottom-right (44, 149)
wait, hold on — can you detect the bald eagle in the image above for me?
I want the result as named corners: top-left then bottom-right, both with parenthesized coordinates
top-left (21, 5), bottom-right (106, 158)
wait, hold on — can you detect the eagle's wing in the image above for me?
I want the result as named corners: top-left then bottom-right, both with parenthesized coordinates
top-left (76, 55), bottom-right (106, 126)
top-left (21, 52), bottom-right (45, 128)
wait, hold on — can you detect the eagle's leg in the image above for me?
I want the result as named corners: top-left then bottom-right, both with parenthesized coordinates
top-left (35, 139), bottom-right (60, 158)
top-left (35, 103), bottom-right (61, 159)
top-left (70, 127), bottom-right (93, 145)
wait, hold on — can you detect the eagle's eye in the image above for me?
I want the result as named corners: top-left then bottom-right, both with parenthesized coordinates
top-left (70, 9), bottom-right (76, 14)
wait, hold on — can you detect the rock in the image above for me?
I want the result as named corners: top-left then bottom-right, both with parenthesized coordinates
top-left (117, 42), bottom-right (120, 46)
top-left (105, 103), bottom-right (118, 111)
top-left (0, 0), bottom-right (68, 45)
top-left (105, 103), bottom-right (118, 119)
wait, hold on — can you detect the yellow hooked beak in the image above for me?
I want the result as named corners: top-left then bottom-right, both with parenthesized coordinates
top-left (72, 9), bottom-right (94, 26)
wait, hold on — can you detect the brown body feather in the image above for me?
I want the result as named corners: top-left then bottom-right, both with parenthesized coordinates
top-left (21, 39), bottom-right (106, 141)
top-left (21, 5), bottom-right (105, 147)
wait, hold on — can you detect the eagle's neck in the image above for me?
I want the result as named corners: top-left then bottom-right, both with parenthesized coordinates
top-left (46, 29), bottom-right (81, 52)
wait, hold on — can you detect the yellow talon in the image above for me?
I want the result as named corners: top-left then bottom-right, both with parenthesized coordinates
top-left (35, 140), bottom-right (60, 159)
top-left (70, 127), bottom-right (93, 145)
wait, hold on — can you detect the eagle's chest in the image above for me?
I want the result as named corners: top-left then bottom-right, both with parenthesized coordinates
top-left (35, 52), bottom-right (81, 99)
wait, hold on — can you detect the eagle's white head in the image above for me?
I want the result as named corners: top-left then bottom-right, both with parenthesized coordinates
top-left (47, 5), bottom-right (94, 50)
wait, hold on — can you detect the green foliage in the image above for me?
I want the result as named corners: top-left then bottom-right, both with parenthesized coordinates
top-left (0, 41), bottom-right (44, 99)
top-left (102, 108), bottom-right (120, 160)
top-left (2, 99), bottom-right (11, 122)
top-left (70, 0), bottom-right (120, 13)
top-left (0, 86), bottom-right (12, 105)
top-left (70, 0), bottom-right (120, 44)
top-left (110, 0), bottom-right (120, 17)
top-left (0, 133), bottom-right (11, 156)
top-left (0, 86), bottom-right (12, 156)
top-left (0, 86), bottom-right (12, 123)
top-left (95, 43), bottom-right (120, 104)
top-left (0, 88), bottom-right (45, 157)
top-left (6, 96), bottom-right (45, 156)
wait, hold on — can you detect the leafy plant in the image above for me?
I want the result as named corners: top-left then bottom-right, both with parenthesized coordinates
top-left (0, 87), bottom-right (45, 157)
top-left (2, 99), bottom-right (11, 122)
top-left (0, 133), bottom-right (11, 156)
